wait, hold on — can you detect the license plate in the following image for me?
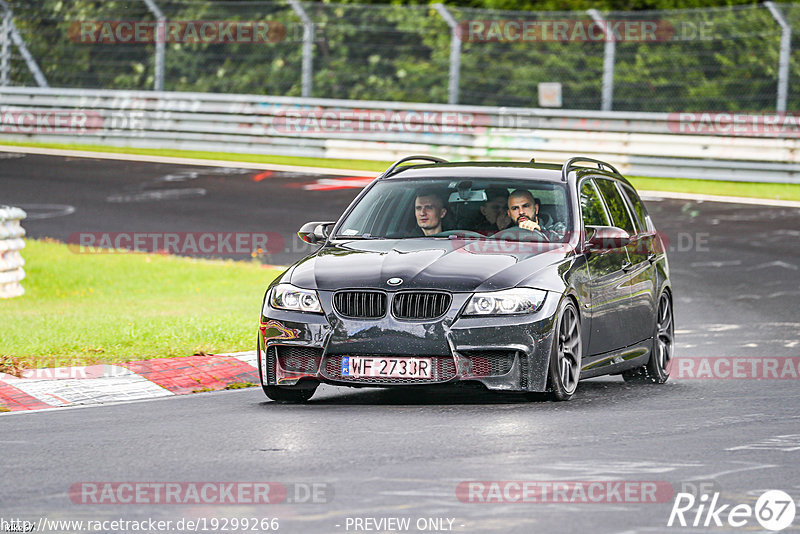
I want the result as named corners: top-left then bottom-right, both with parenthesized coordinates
top-left (342, 356), bottom-right (432, 379)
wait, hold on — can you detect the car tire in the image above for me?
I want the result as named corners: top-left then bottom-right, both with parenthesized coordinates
top-left (545, 298), bottom-right (582, 401)
top-left (622, 291), bottom-right (673, 384)
top-left (262, 385), bottom-right (317, 403)
top-left (257, 338), bottom-right (318, 402)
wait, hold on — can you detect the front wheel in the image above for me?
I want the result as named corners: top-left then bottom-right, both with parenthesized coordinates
top-left (622, 291), bottom-right (673, 384)
top-left (546, 299), bottom-right (582, 401)
top-left (262, 385), bottom-right (317, 403)
top-left (258, 340), bottom-right (318, 402)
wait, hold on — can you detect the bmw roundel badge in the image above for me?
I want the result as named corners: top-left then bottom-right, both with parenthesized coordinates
top-left (387, 277), bottom-right (403, 286)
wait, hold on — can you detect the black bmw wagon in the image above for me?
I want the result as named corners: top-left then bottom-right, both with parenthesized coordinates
top-left (258, 156), bottom-right (673, 402)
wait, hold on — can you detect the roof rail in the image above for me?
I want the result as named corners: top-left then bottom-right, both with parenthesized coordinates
top-left (383, 155), bottom-right (449, 177)
top-left (561, 157), bottom-right (620, 182)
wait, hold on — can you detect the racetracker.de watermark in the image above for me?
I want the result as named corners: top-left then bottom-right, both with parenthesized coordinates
top-left (674, 357), bottom-right (800, 380)
top-left (17, 364), bottom-right (133, 380)
top-left (448, 230), bottom-right (707, 255)
top-left (456, 480), bottom-right (674, 503)
top-left (667, 112), bottom-right (800, 137)
top-left (68, 482), bottom-right (331, 505)
top-left (67, 232), bottom-right (284, 256)
top-left (0, 110), bottom-right (103, 134)
top-left (272, 109), bottom-right (486, 134)
top-left (69, 20), bottom-right (286, 44)
top-left (457, 19), bottom-right (675, 42)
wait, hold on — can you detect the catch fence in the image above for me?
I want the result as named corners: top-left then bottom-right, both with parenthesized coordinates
top-left (2, 1), bottom-right (800, 113)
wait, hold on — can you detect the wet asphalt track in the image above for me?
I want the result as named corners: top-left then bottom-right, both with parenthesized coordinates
top-left (1, 152), bottom-right (799, 533)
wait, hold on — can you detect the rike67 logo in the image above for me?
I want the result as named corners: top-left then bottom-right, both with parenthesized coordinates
top-left (668, 490), bottom-right (796, 531)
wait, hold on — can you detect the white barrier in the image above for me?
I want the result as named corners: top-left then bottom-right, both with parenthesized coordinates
top-left (0, 206), bottom-right (26, 299)
top-left (1, 87), bottom-right (799, 183)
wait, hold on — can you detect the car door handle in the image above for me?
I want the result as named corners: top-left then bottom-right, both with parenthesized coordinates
top-left (622, 261), bottom-right (633, 272)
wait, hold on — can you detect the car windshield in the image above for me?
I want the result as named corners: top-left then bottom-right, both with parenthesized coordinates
top-left (334, 177), bottom-right (571, 243)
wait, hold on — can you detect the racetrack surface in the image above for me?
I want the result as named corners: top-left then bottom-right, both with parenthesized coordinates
top-left (2, 152), bottom-right (799, 533)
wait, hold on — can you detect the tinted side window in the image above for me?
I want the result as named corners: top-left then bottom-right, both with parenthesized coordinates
top-left (621, 185), bottom-right (649, 233)
top-left (595, 179), bottom-right (635, 235)
top-left (579, 180), bottom-right (610, 227)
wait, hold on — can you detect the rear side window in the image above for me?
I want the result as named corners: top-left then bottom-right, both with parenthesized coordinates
top-left (621, 185), bottom-right (649, 233)
top-left (579, 180), bottom-right (610, 227)
top-left (595, 179), bottom-right (635, 235)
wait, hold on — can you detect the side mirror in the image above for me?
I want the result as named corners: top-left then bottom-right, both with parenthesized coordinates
top-left (297, 221), bottom-right (335, 244)
top-left (585, 225), bottom-right (630, 250)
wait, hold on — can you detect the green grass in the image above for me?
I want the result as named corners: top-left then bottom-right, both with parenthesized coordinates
top-left (0, 239), bottom-right (281, 370)
top-left (3, 140), bottom-right (800, 201)
top-left (627, 176), bottom-right (800, 201)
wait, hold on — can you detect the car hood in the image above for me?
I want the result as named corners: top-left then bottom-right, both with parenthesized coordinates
top-left (287, 238), bottom-right (573, 293)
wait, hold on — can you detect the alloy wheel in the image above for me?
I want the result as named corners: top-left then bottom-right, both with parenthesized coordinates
top-left (557, 304), bottom-right (581, 394)
top-left (655, 293), bottom-right (674, 376)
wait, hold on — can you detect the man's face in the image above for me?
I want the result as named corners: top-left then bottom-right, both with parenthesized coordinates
top-left (507, 193), bottom-right (537, 224)
top-left (415, 195), bottom-right (446, 235)
top-left (480, 197), bottom-right (506, 224)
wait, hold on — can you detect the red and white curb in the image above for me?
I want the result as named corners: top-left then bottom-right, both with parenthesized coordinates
top-left (0, 351), bottom-right (259, 413)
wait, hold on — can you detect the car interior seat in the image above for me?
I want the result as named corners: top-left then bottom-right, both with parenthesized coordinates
top-left (538, 205), bottom-right (557, 227)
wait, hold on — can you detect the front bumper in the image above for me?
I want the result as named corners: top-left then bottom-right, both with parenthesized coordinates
top-left (258, 291), bottom-right (559, 393)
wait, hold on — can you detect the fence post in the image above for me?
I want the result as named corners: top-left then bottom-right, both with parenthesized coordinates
top-left (0, 206), bottom-right (27, 299)
top-left (0, 0), bottom-right (47, 87)
top-left (142, 0), bottom-right (165, 91)
top-left (288, 0), bottom-right (313, 98)
top-left (1, 12), bottom-right (9, 86)
top-left (765, 2), bottom-right (791, 113)
top-left (587, 9), bottom-right (615, 112)
top-left (433, 3), bottom-right (461, 105)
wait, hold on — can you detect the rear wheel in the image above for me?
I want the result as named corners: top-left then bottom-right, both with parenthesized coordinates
top-left (622, 291), bottom-right (673, 384)
top-left (544, 299), bottom-right (582, 401)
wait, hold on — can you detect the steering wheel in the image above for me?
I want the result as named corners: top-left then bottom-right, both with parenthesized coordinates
top-left (491, 226), bottom-right (550, 242)
top-left (430, 230), bottom-right (485, 239)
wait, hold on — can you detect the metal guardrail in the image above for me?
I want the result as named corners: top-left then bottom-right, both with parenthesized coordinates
top-left (0, 205), bottom-right (26, 299)
top-left (1, 87), bottom-right (799, 183)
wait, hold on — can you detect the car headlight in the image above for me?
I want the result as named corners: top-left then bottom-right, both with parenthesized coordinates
top-left (463, 288), bottom-right (547, 316)
top-left (266, 284), bottom-right (323, 314)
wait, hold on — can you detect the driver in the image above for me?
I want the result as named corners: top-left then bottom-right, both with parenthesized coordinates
top-left (507, 189), bottom-right (548, 232)
top-left (414, 190), bottom-right (448, 236)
